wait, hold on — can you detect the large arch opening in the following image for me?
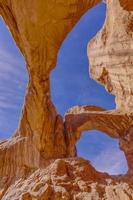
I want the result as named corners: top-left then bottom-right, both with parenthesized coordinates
top-left (0, 17), bottom-right (27, 139)
top-left (50, 2), bottom-right (115, 116)
top-left (50, 2), bottom-right (128, 175)
top-left (76, 130), bottom-right (128, 175)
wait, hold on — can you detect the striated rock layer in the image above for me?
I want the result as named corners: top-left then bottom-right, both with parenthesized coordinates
top-left (0, 0), bottom-right (133, 199)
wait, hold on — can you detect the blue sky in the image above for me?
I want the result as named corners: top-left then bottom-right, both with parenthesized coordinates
top-left (0, 2), bottom-right (128, 174)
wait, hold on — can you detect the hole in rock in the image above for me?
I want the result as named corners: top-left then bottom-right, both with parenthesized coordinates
top-left (51, 2), bottom-right (115, 115)
top-left (0, 17), bottom-right (27, 139)
top-left (76, 131), bottom-right (128, 175)
top-left (50, 2), bottom-right (127, 175)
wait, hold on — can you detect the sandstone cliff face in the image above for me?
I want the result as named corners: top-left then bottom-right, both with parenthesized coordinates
top-left (88, 0), bottom-right (133, 111)
top-left (0, 0), bottom-right (133, 199)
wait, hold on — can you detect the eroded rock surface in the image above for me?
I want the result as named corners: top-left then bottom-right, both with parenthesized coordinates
top-left (0, 0), bottom-right (133, 199)
top-left (88, 0), bottom-right (133, 111)
top-left (1, 158), bottom-right (133, 200)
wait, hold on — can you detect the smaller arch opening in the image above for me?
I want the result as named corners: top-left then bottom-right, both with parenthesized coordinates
top-left (76, 130), bottom-right (128, 175)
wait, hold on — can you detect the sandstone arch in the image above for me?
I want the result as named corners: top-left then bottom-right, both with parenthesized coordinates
top-left (65, 105), bottom-right (133, 174)
top-left (0, 0), bottom-right (133, 199)
top-left (64, 0), bottom-right (133, 177)
top-left (0, 0), bottom-right (101, 178)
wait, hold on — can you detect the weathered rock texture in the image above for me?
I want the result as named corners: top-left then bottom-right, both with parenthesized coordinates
top-left (0, 0), bottom-right (133, 199)
top-left (89, 0), bottom-right (133, 111)
top-left (0, 0), bottom-right (101, 178)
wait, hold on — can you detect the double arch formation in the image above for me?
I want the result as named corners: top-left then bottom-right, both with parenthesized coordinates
top-left (0, 0), bottom-right (132, 180)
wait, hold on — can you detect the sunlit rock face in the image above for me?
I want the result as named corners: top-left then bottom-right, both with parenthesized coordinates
top-left (88, 0), bottom-right (133, 111)
top-left (0, 0), bottom-right (133, 199)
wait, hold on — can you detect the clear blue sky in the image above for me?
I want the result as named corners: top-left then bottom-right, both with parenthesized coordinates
top-left (0, 2), bottom-right (128, 175)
